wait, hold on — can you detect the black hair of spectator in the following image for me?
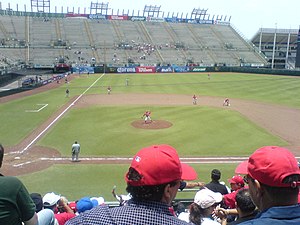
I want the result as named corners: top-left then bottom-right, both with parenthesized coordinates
top-left (126, 167), bottom-right (178, 201)
top-left (211, 169), bottom-right (221, 181)
top-left (235, 189), bottom-right (256, 213)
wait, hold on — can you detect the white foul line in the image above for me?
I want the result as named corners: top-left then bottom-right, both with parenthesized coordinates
top-left (25, 104), bottom-right (48, 112)
top-left (20, 73), bottom-right (106, 154)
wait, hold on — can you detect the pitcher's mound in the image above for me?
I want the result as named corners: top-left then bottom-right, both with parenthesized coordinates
top-left (131, 120), bottom-right (173, 129)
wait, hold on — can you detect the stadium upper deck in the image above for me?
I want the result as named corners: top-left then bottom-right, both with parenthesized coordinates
top-left (251, 28), bottom-right (298, 69)
top-left (0, 4), bottom-right (267, 71)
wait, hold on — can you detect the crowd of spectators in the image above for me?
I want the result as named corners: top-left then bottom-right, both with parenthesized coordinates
top-left (1, 143), bottom-right (300, 225)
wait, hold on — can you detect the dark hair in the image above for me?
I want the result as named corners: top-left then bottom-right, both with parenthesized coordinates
top-left (189, 203), bottom-right (210, 225)
top-left (235, 189), bottom-right (256, 213)
top-left (0, 144), bottom-right (4, 168)
top-left (260, 174), bottom-right (300, 203)
top-left (211, 169), bottom-right (221, 181)
top-left (126, 167), bottom-right (178, 202)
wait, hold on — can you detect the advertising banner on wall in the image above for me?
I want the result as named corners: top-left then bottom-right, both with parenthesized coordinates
top-left (156, 66), bottom-right (173, 73)
top-left (72, 66), bottom-right (94, 74)
top-left (172, 66), bottom-right (189, 72)
top-left (116, 67), bottom-right (136, 73)
top-left (189, 67), bottom-right (207, 72)
top-left (130, 16), bottom-right (146, 21)
top-left (108, 15), bottom-right (128, 20)
top-left (88, 14), bottom-right (106, 20)
top-left (136, 66), bottom-right (156, 73)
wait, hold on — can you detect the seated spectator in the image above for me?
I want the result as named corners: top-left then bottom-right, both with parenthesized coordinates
top-left (0, 143), bottom-right (38, 225)
top-left (188, 188), bottom-right (223, 225)
top-left (223, 175), bottom-right (245, 209)
top-left (205, 169), bottom-right (229, 195)
top-left (216, 188), bottom-right (257, 225)
top-left (240, 146), bottom-right (300, 224)
top-left (66, 144), bottom-right (196, 225)
top-left (30, 193), bottom-right (57, 225)
top-left (43, 192), bottom-right (75, 225)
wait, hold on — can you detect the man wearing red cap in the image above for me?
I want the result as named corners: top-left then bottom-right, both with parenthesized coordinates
top-left (223, 175), bottom-right (245, 209)
top-left (66, 144), bottom-right (197, 225)
top-left (240, 146), bottom-right (300, 224)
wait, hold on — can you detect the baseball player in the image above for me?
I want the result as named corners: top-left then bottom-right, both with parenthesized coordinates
top-left (107, 86), bottom-right (111, 95)
top-left (223, 98), bottom-right (230, 106)
top-left (142, 110), bottom-right (152, 124)
top-left (192, 95), bottom-right (197, 105)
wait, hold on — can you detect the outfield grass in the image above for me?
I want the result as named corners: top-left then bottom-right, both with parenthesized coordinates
top-left (1, 72), bottom-right (298, 200)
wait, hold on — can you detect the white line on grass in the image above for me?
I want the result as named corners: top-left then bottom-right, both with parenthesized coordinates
top-left (19, 73), bottom-right (106, 154)
top-left (25, 104), bottom-right (48, 112)
top-left (12, 156), bottom-right (300, 168)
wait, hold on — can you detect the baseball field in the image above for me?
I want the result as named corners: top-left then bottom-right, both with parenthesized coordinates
top-left (1, 72), bottom-right (299, 201)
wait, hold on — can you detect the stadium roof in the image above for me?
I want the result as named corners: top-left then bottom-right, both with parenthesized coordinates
top-left (251, 28), bottom-right (298, 45)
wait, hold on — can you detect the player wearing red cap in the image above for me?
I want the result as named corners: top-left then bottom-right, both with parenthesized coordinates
top-left (192, 95), bottom-right (197, 105)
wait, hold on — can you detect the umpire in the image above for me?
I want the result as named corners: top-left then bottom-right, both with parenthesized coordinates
top-left (71, 141), bottom-right (80, 162)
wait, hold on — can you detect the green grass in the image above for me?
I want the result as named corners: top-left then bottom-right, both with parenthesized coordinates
top-left (40, 105), bottom-right (286, 157)
top-left (0, 72), bottom-right (298, 201)
top-left (19, 163), bottom-right (237, 201)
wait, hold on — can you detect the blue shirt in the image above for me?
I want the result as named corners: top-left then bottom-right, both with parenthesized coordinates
top-left (66, 199), bottom-right (191, 225)
top-left (239, 204), bottom-right (300, 225)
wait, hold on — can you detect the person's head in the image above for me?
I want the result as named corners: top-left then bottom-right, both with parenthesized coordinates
top-left (30, 193), bottom-right (43, 212)
top-left (189, 188), bottom-right (222, 225)
top-left (228, 175), bottom-right (245, 191)
top-left (235, 189), bottom-right (256, 215)
top-left (0, 144), bottom-right (4, 168)
top-left (211, 169), bottom-right (221, 181)
top-left (75, 141), bottom-right (78, 144)
top-left (43, 192), bottom-right (61, 211)
top-left (76, 197), bottom-right (94, 213)
top-left (245, 146), bottom-right (300, 211)
top-left (125, 144), bottom-right (196, 205)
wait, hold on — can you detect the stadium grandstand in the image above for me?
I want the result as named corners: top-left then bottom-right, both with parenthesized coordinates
top-left (0, 1), bottom-right (268, 72)
top-left (251, 28), bottom-right (298, 69)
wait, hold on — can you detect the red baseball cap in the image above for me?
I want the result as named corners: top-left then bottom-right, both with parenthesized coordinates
top-left (248, 146), bottom-right (300, 187)
top-left (228, 175), bottom-right (244, 185)
top-left (125, 144), bottom-right (197, 186)
top-left (235, 160), bottom-right (248, 175)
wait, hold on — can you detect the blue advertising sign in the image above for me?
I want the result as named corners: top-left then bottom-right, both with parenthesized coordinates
top-left (173, 66), bottom-right (189, 72)
top-left (156, 66), bottom-right (173, 73)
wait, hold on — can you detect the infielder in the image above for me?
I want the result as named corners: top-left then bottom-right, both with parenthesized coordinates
top-left (223, 98), bottom-right (230, 106)
top-left (192, 94), bottom-right (197, 105)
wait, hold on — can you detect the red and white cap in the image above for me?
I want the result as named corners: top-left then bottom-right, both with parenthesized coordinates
top-left (125, 144), bottom-right (197, 186)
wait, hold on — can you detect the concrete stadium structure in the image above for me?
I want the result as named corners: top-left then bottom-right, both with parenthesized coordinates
top-left (251, 28), bottom-right (298, 69)
top-left (0, 4), bottom-right (268, 72)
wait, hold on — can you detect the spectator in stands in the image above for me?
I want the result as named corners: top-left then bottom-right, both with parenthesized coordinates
top-left (205, 169), bottom-right (229, 195)
top-left (0, 144), bottom-right (39, 225)
top-left (240, 146), bottom-right (300, 224)
top-left (66, 144), bottom-right (196, 225)
top-left (43, 192), bottom-right (75, 225)
top-left (223, 175), bottom-right (245, 209)
top-left (30, 193), bottom-right (57, 225)
top-left (216, 188), bottom-right (257, 225)
top-left (188, 188), bottom-right (223, 225)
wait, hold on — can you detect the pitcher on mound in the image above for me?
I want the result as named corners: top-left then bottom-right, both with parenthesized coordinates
top-left (142, 110), bottom-right (152, 124)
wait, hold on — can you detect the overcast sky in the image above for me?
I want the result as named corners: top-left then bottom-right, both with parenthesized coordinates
top-left (1, 0), bottom-right (299, 40)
